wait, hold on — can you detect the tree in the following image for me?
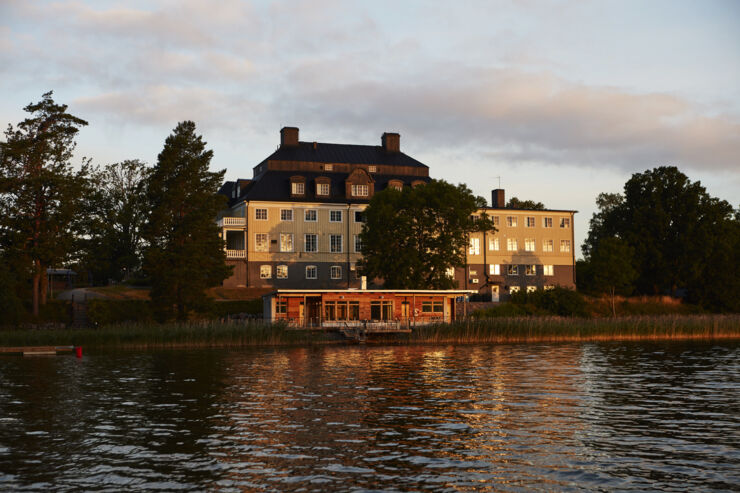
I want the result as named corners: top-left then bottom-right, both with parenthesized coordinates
top-left (587, 238), bottom-right (637, 316)
top-left (0, 92), bottom-right (89, 316)
top-left (506, 197), bottom-right (545, 210)
top-left (584, 166), bottom-right (739, 310)
top-left (83, 160), bottom-right (149, 283)
top-left (142, 121), bottom-right (231, 321)
top-left (358, 179), bottom-right (493, 289)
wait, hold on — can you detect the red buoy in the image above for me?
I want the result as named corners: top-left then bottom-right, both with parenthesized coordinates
top-left (75, 346), bottom-right (82, 358)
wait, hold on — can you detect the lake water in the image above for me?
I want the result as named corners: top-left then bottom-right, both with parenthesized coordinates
top-left (0, 341), bottom-right (738, 491)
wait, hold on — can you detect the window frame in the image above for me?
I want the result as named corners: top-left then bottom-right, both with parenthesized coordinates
top-left (525, 265), bottom-right (536, 276)
top-left (291, 182), bottom-right (305, 195)
top-left (351, 184), bottom-right (369, 197)
top-left (507, 238), bottom-right (518, 251)
top-left (255, 233), bottom-right (269, 252)
top-left (506, 216), bottom-right (518, 227)
top-left (490, 264), bottom-right (501, 275)
top-left (304, 209), bottom-right (317, 222)
top-left (329, 210), bottom-right (343, 223)
top-left (543, 217), bottom-right (553, 228)
top-left (276, 265), bottom-right (288, 279)
top-left (280, 209), bottom-right (293, 221)
top-left (330, 265), bottom-right (342, 279)
top-left (316, 183), bottom-right (330, 196)
top-left (507, 265), bottom-right (519, 276)
top-left (524, 238), bottom-right (536, 252)
top-left (279, 233), bottom-right (294, 252)
top-left (330, 234), bottom-right (343, 253)
top-left (304, 234), bottom-right (318, 253)
top-left (354, 235), bottom-right (362, 253)
top-left (543, 265), bottom-right (554, 276)
top-left (543, 239), bottom-right (554, 252)
top-left (560, 239), bottom-right (571, 252)
top-left (489, 237), bottom-right (500, 251)
top-left (259, 265), bottom-right (272, 279)
top-left (305, 265), bottom-right (317, 279)
top-left (526, 216), bottom-right (535, 228)
top-left (255, 208), bottom-right (268, 221)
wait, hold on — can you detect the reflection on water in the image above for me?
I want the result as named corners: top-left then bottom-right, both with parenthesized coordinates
top-left (0, 342), bottom-right (737, 491)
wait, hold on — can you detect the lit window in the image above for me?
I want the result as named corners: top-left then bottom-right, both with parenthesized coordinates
top-left (276, 265), bottom-right (288, 279)
top-left (526, 286), bottom-right (537, 293)
top-left (489, 237), bottom-right (500, 251)
top-left (507, 265), bottom-right (518, 275)
top-left (468, 237), bottom-right (480, 255)
top-left (543, 217), bottom-right (553, 228)
top-left (507, 238), bottom-right (518, 251)
top-left (255, 208), bottom-right (267, 220)
top-left (279, 233), bottom-right (293, 252)
top-left (304, 209), bottom-right (317, 222)
top-left (368, 165), bottom-right (377, 173)
top-left (506, 216), bottom-right (518, 227)
top-left (544, 285), bottom-right (555, 291)
top-left (560, 217), bottom-right (571, 228)
top-left (510, 286), bottom-right (520, 293)
top-left (525, 265), bottom-right (536, 276)
top-left (526, 217), bottom-right (535, 227)
top-left (330, 210), bottom-right (342, 222)
top-left (490, 264), bottom-right (500, 275)
top-left (354, 211), bottom-right (365, 223)
top-left (324, 164), bottom-right (333, 171)
top-left (304, 234), bottom-right (317, 252)
top-left (560, 240), bottom-right (571, 252)
top-left (352, 184), bottom-right (369, 197)
top-left (255, 233), bottom-right (268, 252)
top-left (543, 265), bottom-right (554, 276)
top-left (446, 267), bottom-right (455, 278)
top-left (543, 239), bottom-right (554, 252)
top-left (305, 265), bottom-right (317, 279)
top-left (317, 183), bottom-right (330, 196)
top-left (259, 265), bottom-right (271, 279)
top-left (354, 235), bottom-right (363, 253)
top-left (469, 269), bottom-right (477, 276)
top-left (280, 209), bottom-right (293, 221)
top-left (330, 234), bottom-right (343, 253)
top-left (330, 266), bottom-right (342, 279)
top-left (525, 238), bottom-right (535, 251)
top-left (291, 182), bottom-right (305, 195)
top-left (492, 216), bottom-right (500, 226)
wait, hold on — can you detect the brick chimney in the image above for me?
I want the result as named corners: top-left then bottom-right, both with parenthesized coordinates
top-left (381, 132), bottom-right (400, 153)
top-left (492, 189), bottom-right (505, 208)
top-left (280, 127), bottom-right (299, 147)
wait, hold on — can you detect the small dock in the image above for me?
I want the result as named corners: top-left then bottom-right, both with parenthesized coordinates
top-left (0, 346), bottom-right (77, 356)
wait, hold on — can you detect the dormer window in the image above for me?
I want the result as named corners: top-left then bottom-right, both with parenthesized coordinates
top-left (324, 164), bottom-right (333, 171)
top-left (368, 165), bottom-right (377, 173)
top-left (317, 183), bottom-right (330, 196)
top-left (388, 180), bottom-right (403, 191)
top-left (352, 184), bottom-right (369, 197)
top-left (292, 182), bottom-right (304, 195)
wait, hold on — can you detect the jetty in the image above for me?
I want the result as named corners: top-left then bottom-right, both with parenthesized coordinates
top-left (0, 346), bottom-right (80, 357)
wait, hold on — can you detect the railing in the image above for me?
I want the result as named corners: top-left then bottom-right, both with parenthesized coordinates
top-left (225, 249), bottom-right (246, 258)
top-left (218, 217), bottom-right (246, 227)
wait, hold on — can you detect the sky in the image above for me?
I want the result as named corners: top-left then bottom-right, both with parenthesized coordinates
top-left (2, 0), bottom-right (739, 256)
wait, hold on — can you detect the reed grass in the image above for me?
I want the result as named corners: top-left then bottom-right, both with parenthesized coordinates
top-left (0, 315), bottom-right (737, 350)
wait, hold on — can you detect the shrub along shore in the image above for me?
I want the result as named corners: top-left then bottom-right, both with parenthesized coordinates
top-left (0, 314), bottom-right (738, 350)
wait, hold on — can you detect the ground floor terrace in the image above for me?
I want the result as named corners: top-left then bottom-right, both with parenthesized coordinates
top-left (263, 289), bottom-right (477, 330)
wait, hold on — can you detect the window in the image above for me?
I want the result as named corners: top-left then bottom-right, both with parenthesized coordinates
top-left (305, 265), bottom-right (317, 279)
top-left (259, 265), bottom-right (271, 279)
top-left (255, 233), bottom-right (268, 252)
top-left (354, 235), bottom-right (363, 253)
top-left (389, 182), bottom-right (402, 191)
top-left (330, 210), bottom-right (342, 222)
top-left (507, 238), bottom-right (518, 251)
top-left (304, 234), bottom-right (318, 252)
top-left (446, 267), bottom-right (455, 278)
top-left (543, 217), bottom-right (553, 228)
top-left (352, 184), bottom-right (369, 197)
top-left (490, 264), bottom-right (500, 275)
top-left (368, 165), bottom-right (377, 173)
top-left (469, 269), bottom-right (477, 276)
top-left (279, 233), bottom-right (293, 252)
top-left (468, 237), bottom-right (480, 255)
top-left (525, 238), bottom-right (535, 251)
top-left (421, 301), bottom-right (444, 313)
top-left (543, 239), bottom-right (554, 252)
top-left (526, 265), bottom-right (536, 276)
top-left (506, 216), bottom-right (518, 227)
top-left (291, 182), bottom-right (305, 195)
top-left (526, 286), bottom-right (537, 293)
top-left (544, 285), bottom-right (555, 291)
top-left (255, 208), bottom-right (267, 220)
top-left (316, 183), bottom-right (330, 196)
top-left (526, 216), bottom-right (535, 227)
top-left (276, 300), bottom-right (287, 313)
top-left (277, 265), bottom-right (288, 279)
top-left (370, 300), bottom-right (393, 320)
top-left (492, 216), bottom-right (500, 226)
top-left (330, 234), bottom-right (343, 253)
top-left (560, 240), bottom-right (571, 252)
top-left (489, 237), bottom-right (500, 251)
top-left (349, 301), bottom-right (360, 320)
top-left (354, 211), bottom-right (365, 223)
top-left (304, 209), bottom-right (317, 222)
top-left (280, 209), bottom-right (293, 221)
top-left (543, 265), bottom-right (554, 276)
top-left (507, 265), bottom-right (518, 275)
top-left (330, 265), bottom-right (342, 279)
top-left (324, 164), bottom-right (333, 171)
top-left (560, 217), bottom-right (571, 228)
top-left (510, 286), bottom-right (520, 293)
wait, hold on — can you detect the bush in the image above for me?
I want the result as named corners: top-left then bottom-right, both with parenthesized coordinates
top-left (87, 299), bottom-right (153, 325)
top-left (510, 287), bottom-right (589, 317)
top-left (208, 299), bottom-right (263, 318)
top-left (471, 303), bottom-right (532, 318)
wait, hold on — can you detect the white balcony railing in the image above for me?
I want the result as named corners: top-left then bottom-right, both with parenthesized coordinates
top-left (218, 217), bottom-right (246, 227)
top-left (225, 249), bottom-right (246, 258)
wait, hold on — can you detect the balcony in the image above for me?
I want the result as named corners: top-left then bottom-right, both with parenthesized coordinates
top-left (218, 217), bottom-right (246, 228)
top-left (225, 249), bottom-right (246, 259)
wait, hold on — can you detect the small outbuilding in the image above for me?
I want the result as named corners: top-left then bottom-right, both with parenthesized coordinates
top-left (263, 289), bottom-right (476, 329)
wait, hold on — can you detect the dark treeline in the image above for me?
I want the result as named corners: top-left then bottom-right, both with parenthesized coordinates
top-left (0, 92), bottom-right (230, 325)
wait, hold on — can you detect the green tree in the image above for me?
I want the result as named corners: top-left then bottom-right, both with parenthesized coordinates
top-left (142, 121), bottom-right (231, 321)
top-left (584, 166), bottom-right (739, 310)
top-left (506, 197), bottom-right (545, 210)
top-left (84, 159), bottom-right (149, 283)
top-left (0, 91), bottom-right (89, 316)
top-left (587, 237), bottom-right (637, 316)
top-left (358, 179), bottom-right (493, 289)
